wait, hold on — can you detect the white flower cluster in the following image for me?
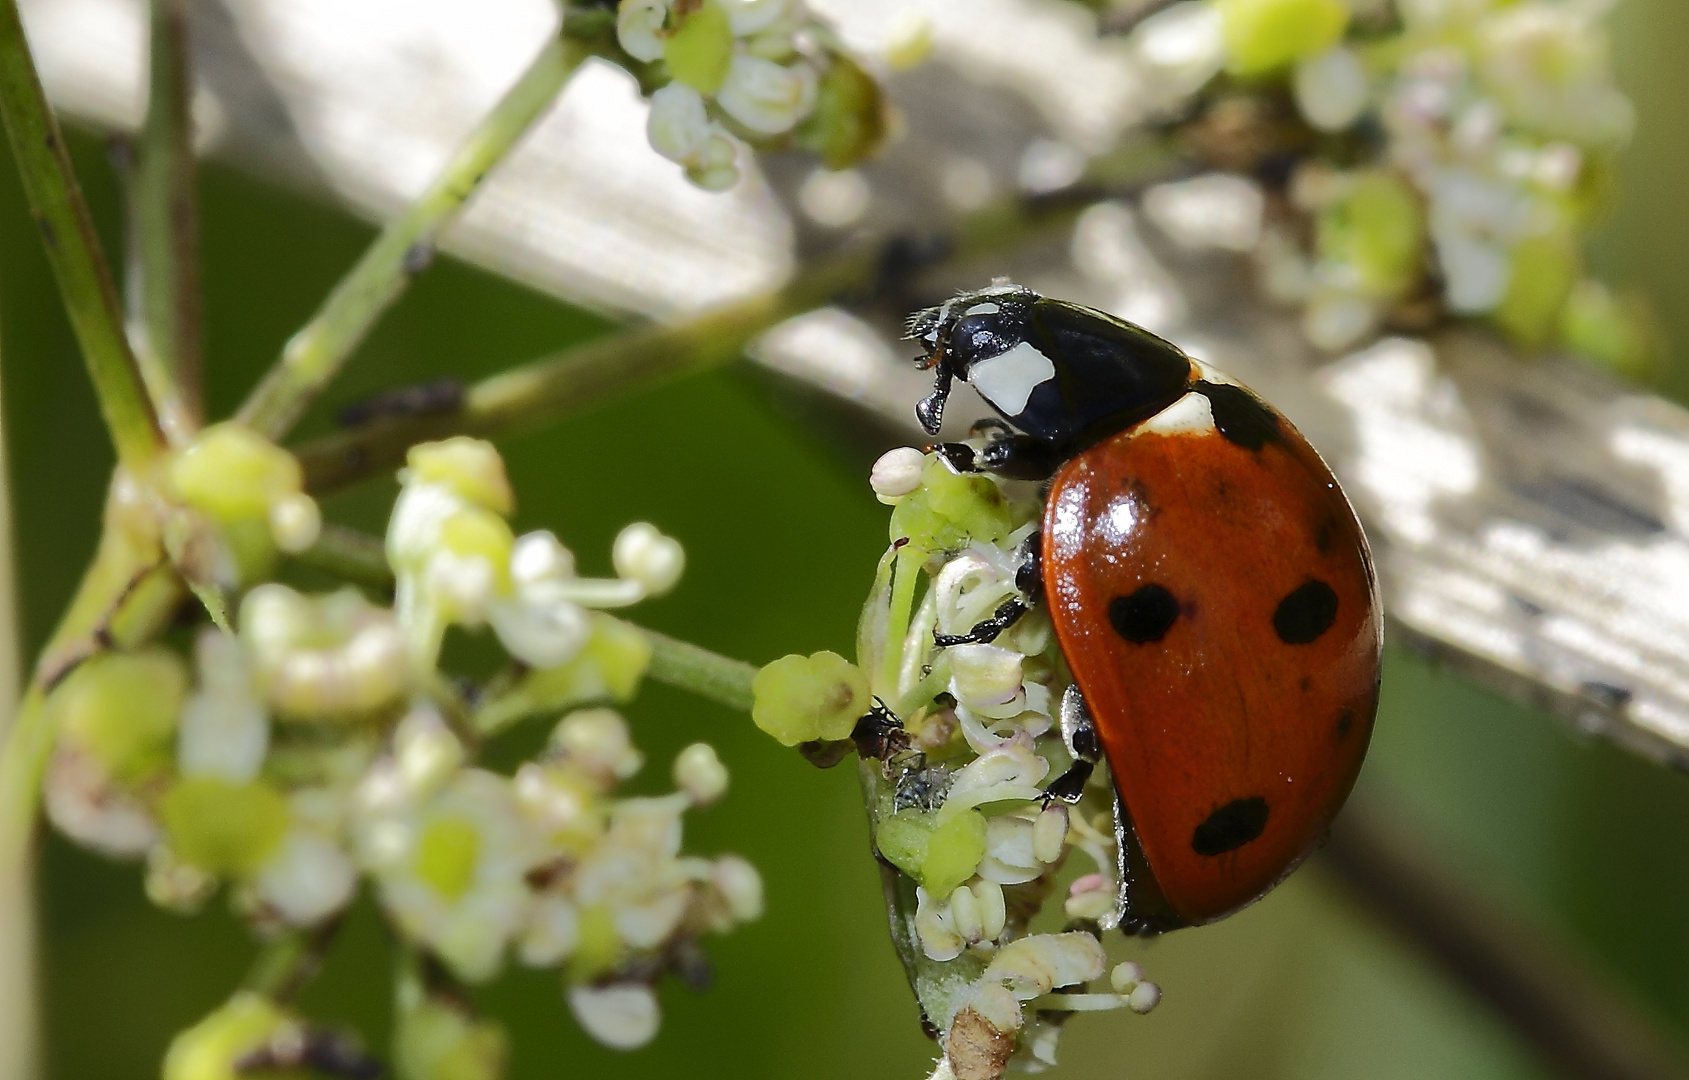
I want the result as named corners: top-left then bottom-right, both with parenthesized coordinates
top-left (43, 435), bottom-right (756, 1058)
top-left (1131, 0), bottom-right (1640, 362)
top-left (855, 446), bottom-right (1159, 1073)
top-left (616, 0), bottom-right (884, 189)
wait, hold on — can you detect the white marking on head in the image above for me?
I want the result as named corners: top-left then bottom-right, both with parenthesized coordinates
top-left (962, 302), bottom-right (1001, 317)
top-left (968, 340), bottom-right (1056, 415)
top-left (1137, 391), bottom-right (1214, 437)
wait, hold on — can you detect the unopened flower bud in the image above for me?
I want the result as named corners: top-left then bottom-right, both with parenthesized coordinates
top-left (1127, 981), bottom-right (1162, 1014)
top-left (1065, 872), bottom-right (1115, 922)
top-left (612, 522), bottom-right (685, 597)
top-left (1033, 802), bottom-right (1069, 865)
top-left (750, 650), bottom-right (869, 747)
top-left (673, 742), bottom-right (729, 806)
top-left (159, 776), bottom-right (291, 878)
top-left (950, 882), bottom-right (983, 943)
top-left (1110, 960), bottom-right (1146, 995)
top-left (1295, 46), bottom-right (1369, 132)
top-left (1217, 0), bottom-right (1349, 77)
top-left (395, 707), bottom-right (465, 797)
top-left (163, 993), bottom-right (298, 1080)
top-left (403, 438), bottom-right (514, 516)
top-left (568, 983), bottom-right (661, 1051)
top-left (686, 129), bottom-right (742, 191)
top-left (648, 82), bottom-right (712, 165)
top-left (394, 993), bottom-right (508, 1080)
top-left (870, 447), bottom-right (926, 502)
top-left (49, 647), bottom-right (188, 782)
top-left (713, 853), bottom-right (764, 922)
top-left (170, 423), bottom-right (304, 523)
top-left (554, 708), bottom-right (643, 783)
top-left (267, 492), bottom-right (322, 554)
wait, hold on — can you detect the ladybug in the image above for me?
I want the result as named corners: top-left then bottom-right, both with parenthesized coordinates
top-left (907, 283), bottom-right (1381, 935)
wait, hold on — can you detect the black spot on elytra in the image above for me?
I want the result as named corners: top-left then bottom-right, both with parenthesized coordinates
top-left (1274, 580), bottom-right (1338, 644)
top-left (1110, 585), bottom-right (1180, 643)
top-left (1196, 382), bottom-right (1279, 451)
top-left (1336, 709), bottom-right (1355, 737)
top-left (1299, 676), bottom-right (1312, 693)
top-left (1192, 797), bottom-right (1269, 856)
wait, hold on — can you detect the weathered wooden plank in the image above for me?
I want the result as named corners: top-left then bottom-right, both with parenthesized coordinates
top-left (23, 0), bottom-right (1689, 771)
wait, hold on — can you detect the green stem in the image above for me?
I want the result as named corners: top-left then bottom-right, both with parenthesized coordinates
top-left (0, 0), bottom-right (165, 468)
top-left (236, 33), bottom-right (582, 440)
top-left (293, 523), bottom-right (393, 592)
top-left (130, 0), bottom-right (202, 440)
top-left (242, 920), bottom-right (339, 1003)
top-left (640, 628), bottom-right (758, 713)
top-left (295, 184), bottom-right (1124, 494)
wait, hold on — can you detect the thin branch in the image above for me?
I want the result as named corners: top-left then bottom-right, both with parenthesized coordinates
top-left (0, 0), bottom-right (165, 467)
top-left (294, 170), bottom-right (1180, 494)
top-left (1320, 804), bottom-right (1689, 1080)
top-left (641, 628), bottom-right (757, 713)
top-left (235, 32), bottom-right (582, 440)
top-left (243, 921), bottom-right (342, 1003)
top-left (128, 0), bottom-right (201, 439)
top-left (293, 523), bottom-right (393, 593)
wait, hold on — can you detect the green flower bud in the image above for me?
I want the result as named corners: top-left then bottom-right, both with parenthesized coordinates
top-left (1494, 228), bottom-right (1580, 349)
top-left (49, 647), bottom-right (188, 782)
top-left (795, 55), bottom-right (887, 170)
top-left (889, 457), bottom-right (1016, 552)
top-left (921, 808), bottom-right (988, 898)
top-left (1316, 171), bottom-right (1425, 301)
top-left (1560, 280), bottom-right (1660, 380)
top-left (170, 423), bottom-right (304, 522)
top-left (664, 1), bottom-right (734, 95)
top-left (404, 438), bottom-right (514, 516)
top-left (1217, 0), bottom-right (1349, 78)
top-left (395, 996), bottom-right (508, 1080)
top-left (162, 993), bottom-right (295, 1080)
top-left (876, 810), bottom-right (937, 881)
top-left (750, 650), bottom-right (869, 747)
top-left (159, 776), bottom-right (291, 878)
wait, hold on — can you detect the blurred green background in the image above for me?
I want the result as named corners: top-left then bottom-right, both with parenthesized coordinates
top-left (7, 2), bottom-right (1689, 1077)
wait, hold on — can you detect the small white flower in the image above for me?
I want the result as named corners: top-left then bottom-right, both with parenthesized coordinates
top-left (941, 742), bottom-right (1049, 819)
top-left (356, 769), bottom-right (540, 983)
top-left (673, 742), bottom-right (729, 806)
top-left (569, 983), bottom-right (660, 1050)
top-left (715, 55), bottom-right (817, 135)
top-left (1131, 1), bottom-right (1225, 101)
top-left (617, 0), bottom-right (669, 63)
top-left (687, 128), bottom-right (743, 191)
top-left (240, 585), bottom-right (410, 720)
top-left (487, 583), bottom-right (592, 669)
top-left (914, 880), bottom-right (1007, 961)
top-left (43, 745), bottom-right (158, 857)
top-left (394, 706), bottom-right (465, 798)
top-left (647, 82), bottom-right (713, 165)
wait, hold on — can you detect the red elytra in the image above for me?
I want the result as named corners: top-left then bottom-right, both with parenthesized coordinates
top-left (1042, 391), bottom-right (1381, 930)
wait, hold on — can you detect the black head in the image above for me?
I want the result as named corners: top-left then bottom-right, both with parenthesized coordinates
top-left (908, 284), bottom-right (1195, 450)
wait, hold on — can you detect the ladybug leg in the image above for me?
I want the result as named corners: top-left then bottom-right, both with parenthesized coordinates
top-left (932, 532), bottom-right (1044, 647)
top-left (931, 433), bottom-right (1064, 481)
top-left (933, 597), bottom-right (1027, 647)
top-left (1044, 685), bottom-right (1100, 804)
